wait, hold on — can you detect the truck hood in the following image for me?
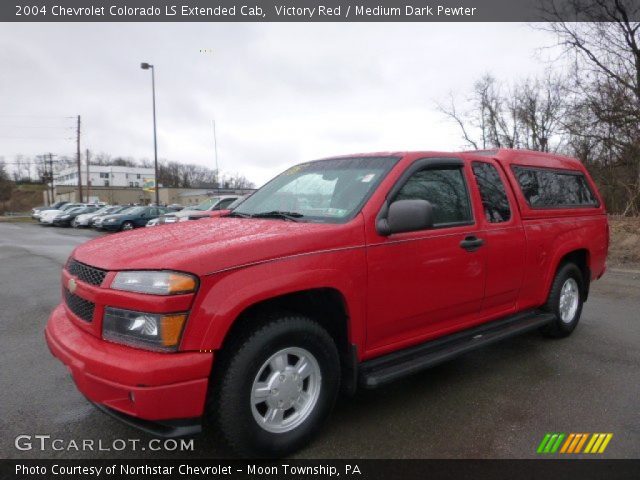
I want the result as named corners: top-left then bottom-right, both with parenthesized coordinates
top-left (72, 217), bottom-right (363, 276)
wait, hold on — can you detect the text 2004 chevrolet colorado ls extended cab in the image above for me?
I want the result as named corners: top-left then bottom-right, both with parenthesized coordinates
top-left (46, 149), bottom-right (608, 456)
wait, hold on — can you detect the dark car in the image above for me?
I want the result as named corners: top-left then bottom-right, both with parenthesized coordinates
top-left (99, 206), bottom-right (170, 232)
top-left (52, 206), bottom-right (100, 227)
top-left (86, 206), bottom-right (128, 228)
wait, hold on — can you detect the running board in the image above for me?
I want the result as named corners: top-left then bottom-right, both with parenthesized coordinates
top-left (359, 310), bottom-right (555, 388)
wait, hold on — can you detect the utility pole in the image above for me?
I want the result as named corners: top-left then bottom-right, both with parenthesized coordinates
top-left (76, 115), bottom-right (83, 202)
top-left (38, 155), bottom-right (49, 205)
top-left (47, 153), bottom-right (55, 204)
top-left (212, 119), bottom-right (219, 194)
top-left (86, 149), bottom-right (90, 203)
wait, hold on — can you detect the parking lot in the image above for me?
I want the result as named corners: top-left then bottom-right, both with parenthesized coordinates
top-left (1, 221), bottom-right (639, 459)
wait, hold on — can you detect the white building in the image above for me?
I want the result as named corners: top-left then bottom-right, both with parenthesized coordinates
top-left (54, 165), bottom-right (155, 188)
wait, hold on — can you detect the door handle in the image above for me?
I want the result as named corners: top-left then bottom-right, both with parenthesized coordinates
top-left (460, 235), bottom-right (484, 252)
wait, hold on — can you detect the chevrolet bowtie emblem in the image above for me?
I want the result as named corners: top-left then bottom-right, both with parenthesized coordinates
top-left (68, 278), bottom-right (77, 294)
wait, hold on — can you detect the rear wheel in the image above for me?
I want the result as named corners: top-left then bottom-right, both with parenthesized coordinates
top-left (121, 221), bottom-right (134, 231)
top-left (208, 314), bottom-right (340, 457)
top-left (540, 263), bottom-right (584, 338)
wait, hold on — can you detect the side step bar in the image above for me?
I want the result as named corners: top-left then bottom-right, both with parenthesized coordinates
top-left (359, 310), bottom-right (555, 388)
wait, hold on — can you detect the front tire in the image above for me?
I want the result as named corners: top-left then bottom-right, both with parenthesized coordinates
top-left (540, 263), bottom-right (584, 338)
top-left (121, 221), bottom-right (134, 231)
top-left (208, 314), bottom-right (340, 457)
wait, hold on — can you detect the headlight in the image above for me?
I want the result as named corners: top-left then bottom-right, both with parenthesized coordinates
top-left (60, 215), bottom-right (70, 219)
top-left (111, 271), bottom-right (198, 295)
top-left (105, 218), bottom-right (116, 223)
top-left (164, 217), bottom-right (178, 223)
top-left (102, 307), bottom-right (187, 351)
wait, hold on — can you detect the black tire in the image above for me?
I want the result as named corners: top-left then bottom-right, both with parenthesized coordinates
top-left (540, 263), bottom-right (584, 338)
top-left (208, 313), bottom-right (340, 457)
top-left (121, 221), bottom-right (134, 231)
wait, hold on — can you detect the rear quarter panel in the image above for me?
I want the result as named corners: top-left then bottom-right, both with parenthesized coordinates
top-left (493, 150), bottom-right (608, 308)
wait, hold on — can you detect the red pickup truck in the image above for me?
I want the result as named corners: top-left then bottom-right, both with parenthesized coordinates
top-left (45, 149), bottom-right (608, 456)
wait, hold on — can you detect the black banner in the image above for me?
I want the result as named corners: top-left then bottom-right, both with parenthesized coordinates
top-left (4, 0), bottom-right (640, 23)
top-left (2, 459), bottom-right (640, 480)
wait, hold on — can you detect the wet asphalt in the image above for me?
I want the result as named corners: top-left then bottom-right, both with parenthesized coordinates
top-left (0, 222), bottom-right (638, 459)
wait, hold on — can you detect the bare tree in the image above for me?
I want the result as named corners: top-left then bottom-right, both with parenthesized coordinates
top-left (0, 159), bottom-right (14, 210)
top-left (438, 73), bottom-right (568, 152)
top-left (538, 0), bottom-right (640, 214)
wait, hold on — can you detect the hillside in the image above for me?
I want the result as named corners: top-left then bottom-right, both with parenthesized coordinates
top-left (0, 183), bottom-right (46, 214)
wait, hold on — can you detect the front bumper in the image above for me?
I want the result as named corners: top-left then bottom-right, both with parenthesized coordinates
top-left (45, 304), bottom-right (213, 424)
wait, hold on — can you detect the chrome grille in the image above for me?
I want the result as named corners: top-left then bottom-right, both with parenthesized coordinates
top-left (63, 288), bottom-right (95, 322)
top-left (66, 259), bottom-right (107, 286)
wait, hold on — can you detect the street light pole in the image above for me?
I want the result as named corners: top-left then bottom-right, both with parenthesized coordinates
top-left (141, 62), bottom-right (160, 205)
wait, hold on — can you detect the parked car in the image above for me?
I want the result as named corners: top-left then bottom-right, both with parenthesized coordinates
top-left (98, 205), bottom-right (170, 232)
top-left (73, 205), bottom-right (118, 228)
top-left (46, 149), bottom-right (608, 457)
top-left (39, 203), bottom-right (86, 224)
top-left (31, 201), bottom-right (69, 220)
top-left (53, 206), bottom-right (100, 227)
top-left (90, 206), bottom-right (128, 228)
top-left (187, 195), bottom-right (249, 221)
top-left (158, 195), bottom-right (241, 225)
top-left (148, 196), bottom-right (250, 227)
top-left (145, 217), bottom-right (160, 227)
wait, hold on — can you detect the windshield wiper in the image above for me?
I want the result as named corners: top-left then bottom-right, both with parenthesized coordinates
top-left (250, 211), bottom-right (304, 222)
top-left (225, 211), bottom-right (252, 218)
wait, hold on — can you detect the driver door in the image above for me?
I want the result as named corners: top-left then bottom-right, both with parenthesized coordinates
top-left (365, 161), bottom-right (486, 352)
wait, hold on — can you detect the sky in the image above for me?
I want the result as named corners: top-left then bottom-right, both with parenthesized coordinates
top-left (0, 22), bottom-right (562, 187)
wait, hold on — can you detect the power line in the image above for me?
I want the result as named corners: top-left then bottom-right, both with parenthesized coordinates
top-left (0, 115), bottom-right (75, 119)
top-left (0, 136), bottom-right (75, 140)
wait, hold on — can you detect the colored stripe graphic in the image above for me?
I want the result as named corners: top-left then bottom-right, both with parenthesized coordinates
top-left (537, 433), bottom-right (565, 453)
top-left (538, 433), bottom-right (613, 454)
top-left (585, 434), bottom-right (613, 453)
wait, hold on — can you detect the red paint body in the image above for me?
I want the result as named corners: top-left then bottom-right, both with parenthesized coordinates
top-left (45, 149), bottom-right (608, 423)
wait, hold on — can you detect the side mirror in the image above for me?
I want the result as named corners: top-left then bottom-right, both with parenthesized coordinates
top-left (377, 199), bottom-right (434, 236)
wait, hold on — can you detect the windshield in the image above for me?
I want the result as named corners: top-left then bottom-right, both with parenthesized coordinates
top-left (193, 197), bottom-right (221, 211)
top-left (234, 156), bottom-right (399, 223)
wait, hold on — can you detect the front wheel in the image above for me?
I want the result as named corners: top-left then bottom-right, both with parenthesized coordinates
top-left (208, 314), bottom-right (340, 457)
top-left (540, 263), bottom-right (584, 338)
top-left (121, 221), bottom-right (134, 231)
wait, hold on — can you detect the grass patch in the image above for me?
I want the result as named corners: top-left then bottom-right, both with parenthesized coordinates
top-left (0, 216), bottom-right (36, 223)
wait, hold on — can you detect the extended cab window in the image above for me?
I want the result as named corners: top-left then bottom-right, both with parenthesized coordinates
top-left (472, 161), bottom-right (511, 223)
top-left (393, 167), bottom-right (472, 226)
top-left (512, 166), bottom-right (598, 208)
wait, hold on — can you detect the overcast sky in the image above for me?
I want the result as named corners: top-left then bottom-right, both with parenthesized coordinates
top-left (0, 23), bottom-right (562, 186)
